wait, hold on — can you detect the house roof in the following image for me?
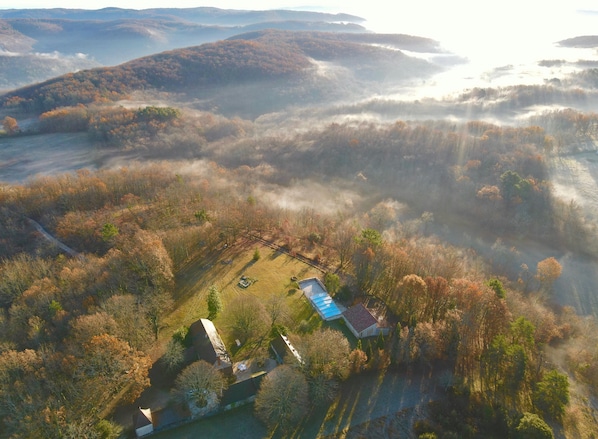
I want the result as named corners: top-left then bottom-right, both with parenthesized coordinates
top-left (133, 407), bottom-right (152, 429)
top-left (343, 303), bottom-right (378, 333)
top-left (189, 318), bottom-right (232, 367)
top-left (220, 371), bottom-right (266, 407)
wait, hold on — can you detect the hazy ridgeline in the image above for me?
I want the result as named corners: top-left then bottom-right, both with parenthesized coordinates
top-left (2, 7), bottom-right (598, 437)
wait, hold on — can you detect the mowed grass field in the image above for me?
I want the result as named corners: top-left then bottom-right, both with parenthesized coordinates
top-left (164, 237), bottom-right (325, 355)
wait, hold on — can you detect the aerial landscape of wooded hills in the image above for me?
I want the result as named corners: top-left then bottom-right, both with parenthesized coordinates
top-left (0, 7), bottom-right (366, 89)
top-left (1, 5), bottom-right (598, 439)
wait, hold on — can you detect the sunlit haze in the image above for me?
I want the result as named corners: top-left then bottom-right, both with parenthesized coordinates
top-left (2, 1), bottom-right (597, 98)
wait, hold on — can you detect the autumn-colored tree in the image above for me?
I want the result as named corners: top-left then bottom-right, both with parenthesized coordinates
top-left (331, 220), bottom-right (357, 270)
top-left (145, 290), bottom-right (174, 340)
top-left (349, 348), bottom-right (368, 374)
top-left (101, 294), bottom-right (153, 350)
top-left (0, 254), bottom-right (52, 312)
top-left (265, 295), bottom-right (289, 327)
top-left (116, 228), bottom-right (174, 296)
top-left (69, 312), bottom-right (119, 347)
top-left (353, 228), bottom-right (385, 293)
top-left (412, 321), bottom-right (446, 367)
top-left (300, 328), bottom-right (351, 404)
top-left (2, 116), bottom-right (19, 135)
top-left (423, 276), bottom-right (452, 323)
top-left (300, 328), bottom-right (351, 381)
top-left (396, 274), bottom-right (427, 326)
top-left (75, 334), bottom-right (151, 409)
top-left (536, 257), bottom-right (562, 292)
top-left (0, 349), bottom-right (46, 436)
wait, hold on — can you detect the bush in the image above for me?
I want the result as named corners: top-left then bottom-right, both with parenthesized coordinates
top-left (515, 412), bottom-right (554, 439)
top-left (172, 326), bottom-right (190, 347)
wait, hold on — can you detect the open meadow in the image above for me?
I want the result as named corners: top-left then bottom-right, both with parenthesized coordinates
top-left (165, 237), bottom-right (325, 358)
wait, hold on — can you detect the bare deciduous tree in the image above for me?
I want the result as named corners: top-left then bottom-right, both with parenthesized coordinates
top-left (254, 365), bottom-right (308, 431)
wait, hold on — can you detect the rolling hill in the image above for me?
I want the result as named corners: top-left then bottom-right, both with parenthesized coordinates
top-left (0, 7), bottom-right (369, 89)
top-left (0, 7), bottom-right (363, 25)
top-left (0, 30), bottom-right (442, 118)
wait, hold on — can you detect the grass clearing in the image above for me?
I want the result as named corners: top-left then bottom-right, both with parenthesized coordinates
top-left (164, 237), bottom-right (324, 350)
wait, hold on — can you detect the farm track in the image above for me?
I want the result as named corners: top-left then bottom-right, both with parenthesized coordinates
top-left (27, 217), bottom-right (83, 260)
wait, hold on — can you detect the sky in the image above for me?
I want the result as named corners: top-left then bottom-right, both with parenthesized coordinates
top-left (1, 0), bottom-right (596, 95)
top-left (2, 1), bottom-right (596, 49)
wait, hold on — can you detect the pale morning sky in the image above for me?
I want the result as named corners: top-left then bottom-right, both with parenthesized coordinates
top-left (1, 0), bottom-right (596, 68)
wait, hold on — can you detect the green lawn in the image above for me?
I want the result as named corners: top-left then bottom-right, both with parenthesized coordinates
top-left (164, 238), bottom-right (324, 352)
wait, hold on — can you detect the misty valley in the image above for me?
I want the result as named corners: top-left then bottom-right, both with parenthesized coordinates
top-left (1, 6), bottom-right (598, 439)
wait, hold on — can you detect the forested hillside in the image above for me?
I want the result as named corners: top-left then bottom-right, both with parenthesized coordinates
top-left (0, 30), bottom-right (440, 117)
top-left (0, 7), bottom-right (369, 90)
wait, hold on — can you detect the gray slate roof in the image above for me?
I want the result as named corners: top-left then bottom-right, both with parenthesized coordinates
top-left (189, 318), bottom-right (232, 367)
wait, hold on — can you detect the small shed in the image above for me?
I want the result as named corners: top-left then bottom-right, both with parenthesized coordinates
top-left (270, 333), bottom-right (303, 365)
top-left (133, 407), bottom-right (153, 437)
top-left (189, 318), bottom-right (233, 375)
top-left (342, 303), bottom-right (389, 339)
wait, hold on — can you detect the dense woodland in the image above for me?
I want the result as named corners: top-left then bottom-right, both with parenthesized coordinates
top-left (0, 120), bottom-right (597, 436)
top-left (8, 102), bottom-right (597, 258)
top-left (2, 22), bottom-right (598, 439)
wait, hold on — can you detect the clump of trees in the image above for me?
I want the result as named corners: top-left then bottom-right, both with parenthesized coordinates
top-left (1, 115), bottom-right (19, 135)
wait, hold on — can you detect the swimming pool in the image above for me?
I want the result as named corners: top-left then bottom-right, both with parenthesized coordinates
top-left (299, 277), bottom-right (342, 321)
